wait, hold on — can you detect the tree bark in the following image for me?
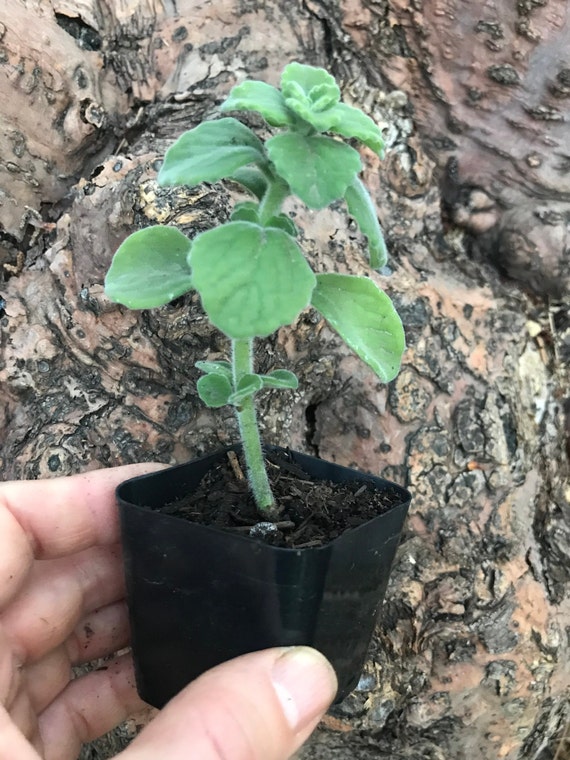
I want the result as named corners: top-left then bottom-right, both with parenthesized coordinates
top-left (0, 2), bottom-right (568, 759)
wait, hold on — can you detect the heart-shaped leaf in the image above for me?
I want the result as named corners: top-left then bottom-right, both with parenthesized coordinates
top-left (221, 80), bottom-right (294, 127)
top-left (266, 133), bottom-right (361, 209)
top-left (311, 273), bottom-right (405, 382)
top-left (158, 118), bottom-right (265, 187)
top-left (344, 178), bottom-right (387, 269)
top-left (197, 373), bottom-right (232, 408)
top-left (104, 226), bottom-right (193, 309)
top-left (190, 221), bottom-right (316, 339)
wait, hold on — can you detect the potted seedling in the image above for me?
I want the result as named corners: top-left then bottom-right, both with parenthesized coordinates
top-left (105, 62), bottom-right (411, 708)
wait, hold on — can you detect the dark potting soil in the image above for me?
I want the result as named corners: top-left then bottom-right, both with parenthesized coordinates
top-left (161, 449), bottom-right (403, 548)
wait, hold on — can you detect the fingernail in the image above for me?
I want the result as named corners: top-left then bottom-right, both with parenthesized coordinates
top-left (271, 647), bottom-right (338, 733)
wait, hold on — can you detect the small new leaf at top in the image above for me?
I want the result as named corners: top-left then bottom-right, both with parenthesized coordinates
top-left (220, 80), bottom-right (295, 127)
top-left (221, 62), bottom-right (385, 157)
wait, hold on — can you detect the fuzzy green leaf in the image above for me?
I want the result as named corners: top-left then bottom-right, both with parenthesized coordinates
top-left (281, 63), bottom-right (340, 106)
top-left (279, 64), bottom-right (383, 155)
top-left (311, 273), bottom-right (405, 382)
top-left (284, 102), bottom-right (384, 156)
top-left (228, 374), bottom-right (264, 405)
top-left (308, 83), bottom-right (342, 112)
top-left (190, 221), bottom-right (316, 339)
top-left (230, 201), bottom-right (260, 224)
top-left (265, 214), bottom-right (298, 236)
top-left (260, 370), bottom-right (299, 389)
top-left (195, 360), bottom-right (232, 380)
top-left (319, 103), bottom-right (385, 156)
top-left (344, 178), bottom-right (387, 268)
top-left (197, 374), bottom-right (232, 408)
top-left (266, 133), bottom-right (361, 209)
top-left (230, 204), bottom-right (297, 234)
top-left (229, 166), bottom-right (268, 200)
top-left (158, 118), bottom-right (265, 187)
top-left (221, 80), bottom-right (294, 127)
top-left (104, 226), bottom-right (193, 309)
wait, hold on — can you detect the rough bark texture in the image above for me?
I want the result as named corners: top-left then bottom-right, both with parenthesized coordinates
top-left (331, 0), bottom-right (570, 298)
top-left (0, 2), bottom-right (568, 759)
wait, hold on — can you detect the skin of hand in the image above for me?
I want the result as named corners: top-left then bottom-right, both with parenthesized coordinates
top-left (0, 465), bottom-right (338, 760)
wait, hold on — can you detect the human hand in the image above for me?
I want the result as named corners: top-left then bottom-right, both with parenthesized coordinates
top-left (0, 466), bottom-right (337, 760)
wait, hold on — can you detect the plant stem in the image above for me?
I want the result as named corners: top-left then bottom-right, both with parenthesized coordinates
top-left (258, 177), bottom-right (289, 225)
top-left (232, 338), bottom-right (277, 515)
top-left (230, 177), bottom-right (288, 518)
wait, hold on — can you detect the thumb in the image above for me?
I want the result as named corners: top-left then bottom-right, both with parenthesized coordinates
top-left (119, 647), bottom-right (338, 760)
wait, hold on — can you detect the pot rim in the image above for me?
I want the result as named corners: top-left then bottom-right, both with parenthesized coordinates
top-left (117, 444), bottom-right (411, 555)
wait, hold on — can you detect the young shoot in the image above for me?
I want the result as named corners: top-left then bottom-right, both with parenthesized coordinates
top-left (105, 62), bottom-right (405, 517)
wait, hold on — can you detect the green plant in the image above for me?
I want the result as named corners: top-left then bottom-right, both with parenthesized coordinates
top-left (105, 62), bottom-right (405, 518)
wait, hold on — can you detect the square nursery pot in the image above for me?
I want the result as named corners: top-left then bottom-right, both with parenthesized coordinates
top-left (117, 446), bottom-right (411, 708)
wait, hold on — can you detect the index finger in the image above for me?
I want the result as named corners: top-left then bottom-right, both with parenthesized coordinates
top-left (0, 464), bottom-right (165, 609)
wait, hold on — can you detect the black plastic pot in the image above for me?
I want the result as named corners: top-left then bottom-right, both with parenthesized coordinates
top-left (117, 446), bottom-right (411, 708)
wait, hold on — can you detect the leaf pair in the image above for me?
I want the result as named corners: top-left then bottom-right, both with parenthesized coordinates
top-left (152, 114), bottom-right (387, 266)
top-left (191, 221), bottom-right (397, 367)
top-left (196, 362), bottom-right (298, 408)
top-left (105, 223), bottom-right (404, 384)
top-left (159, 115), bottom-right (364, 213)
top-left (230, 201), bottom-right (297, 236)
top-left (105, 221), bottom-right (316, 339)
